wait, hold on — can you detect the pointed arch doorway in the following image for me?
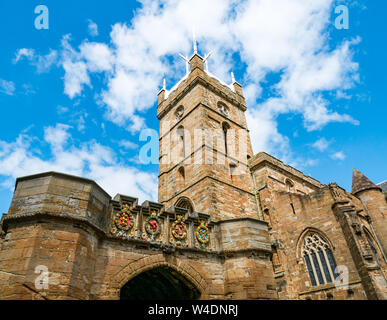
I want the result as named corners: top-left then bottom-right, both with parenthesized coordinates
top-left (119, 266), bottom-right (201, 300)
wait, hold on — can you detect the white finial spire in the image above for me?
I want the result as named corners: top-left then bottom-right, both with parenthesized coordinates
top-left (193, 29), bottom-right (198, 55)
top-left (203, 51), bottom-right (213, 72)
top-left (178, 53), bottom-right (190, 75)
top-left (163, 78), bottom-right (166, 90)
top-left (231, 71), bottom-right (236, 83)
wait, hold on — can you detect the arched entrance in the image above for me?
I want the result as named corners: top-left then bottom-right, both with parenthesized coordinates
top-left (119, 266), bottom-right (201, 300)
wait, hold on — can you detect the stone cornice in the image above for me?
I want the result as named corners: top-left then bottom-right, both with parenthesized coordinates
top-left (1, 211), bottom-right (107, 237)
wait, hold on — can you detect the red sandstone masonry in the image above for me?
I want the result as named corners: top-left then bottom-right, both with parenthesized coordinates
top-left (0, 54), bottom-right (386, 300)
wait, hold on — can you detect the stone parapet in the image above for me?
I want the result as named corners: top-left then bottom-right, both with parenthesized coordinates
top-left (6, 172), bottom-right (112, 232)
top-left (216, 218), bottom-right (271, 253)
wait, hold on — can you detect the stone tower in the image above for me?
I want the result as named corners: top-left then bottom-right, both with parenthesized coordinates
top-left (0, 41), bottom-right (277, 300)
top-left (1, 39), bottom-right (385, 300)
top-left (352, 169), bottom-right (387, 257)
top-left (157, 48), bottom-right (258, 222)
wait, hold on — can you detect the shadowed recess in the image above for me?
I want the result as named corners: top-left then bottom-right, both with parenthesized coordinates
top-left (120, 267), bottom-right (200, 300)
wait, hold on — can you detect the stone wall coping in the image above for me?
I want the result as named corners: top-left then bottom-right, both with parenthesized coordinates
top-left (141, 200), bottom-right (164, 211)
top-left (157, 72), bottom-right (246, 120)
top-left (249, 152), bottom-right (323, 189)
top-left (113, 194), bottom-right (138, 205)
top-left (215, 216), bottom-right (268, 226)
top-left (15, 171), bottom-right (112, 200)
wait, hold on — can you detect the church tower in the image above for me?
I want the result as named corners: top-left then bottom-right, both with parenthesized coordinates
top-left (157, 41), bottom-right (258, 221)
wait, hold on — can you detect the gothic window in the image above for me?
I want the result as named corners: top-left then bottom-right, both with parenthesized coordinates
top-left (175, 105), bottom-right (184, 120)
top-left (302, 232), bottom-right (338, 287)
top-left (175, 197), bottom-right (194, 215)
top-left (217, 102), bottom-right (229, 116)
top-left (222, 122), bottom-right (230, 155)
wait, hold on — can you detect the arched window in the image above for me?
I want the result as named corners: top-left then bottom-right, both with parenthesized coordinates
top-left (222, 122), bottom-right (230, 155)
top-left (177, 126), bottom-right (185, 158)
top-left (175, 197), bottom-right (194, 215)
top-left (302, 232), bottom-right (338, 287)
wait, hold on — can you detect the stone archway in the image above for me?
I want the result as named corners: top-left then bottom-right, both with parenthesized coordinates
top-left (120, 266), bottom-right (200, 300)
top-left (109, 254), bottom-right (209, 299)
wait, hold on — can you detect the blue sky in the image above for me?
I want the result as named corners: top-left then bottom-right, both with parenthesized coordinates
top-left (0, 0), bottom-right (386, 214)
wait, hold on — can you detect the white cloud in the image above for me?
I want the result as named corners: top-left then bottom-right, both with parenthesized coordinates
top-left (80, 42), bottom-right (113, 72)
top-left (14, 0), bottom-right (361, 165)
top-left (76, 116), bottom-right (86, 132)
top-left (119, 140), bottom-right (139, 150)
top-left (331, 151), bottom-right (346, 161)
top-left (87, 19), bottom-right (99, 37)
top-left (44, 123), bottom-right (72, 151)
top-left (14, 48), bottom-right (34, 63)
top-left (62, 59), bottom-right (90, 98)
top-left (60, 35), bottom-right (91, 98)
top-left (0, 79), bottom-right (15, 96)
top-left (311, 137), bottom-right (331, 152)
top-left (14, 48), bottom-right (58, 73)
top-left (57, 105), bottom-right (69, 114)
top-left (0, 124), bottom-right (157, 202)
top-left (22, 84), bottom-right (36, 95)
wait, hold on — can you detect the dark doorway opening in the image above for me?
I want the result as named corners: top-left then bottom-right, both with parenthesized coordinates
top-left (120, 266), bottom-right (200, 300)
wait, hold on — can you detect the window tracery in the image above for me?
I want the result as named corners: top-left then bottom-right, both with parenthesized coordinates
top-left (302, 232), bottom-right (338, 286)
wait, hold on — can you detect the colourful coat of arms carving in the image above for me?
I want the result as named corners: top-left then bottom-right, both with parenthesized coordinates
top-left (145, 211), bottom-right (161, 236)
top-left (114, 205), bottom-right (135, 231)
top-left (170, 215), bottom-right (188, 247)
top-left (111, 204), bottom-right (136, 239)
top-left (196, 220), bottom-right (210, 247)
top-left (171, 215), bottom-right (187, 240)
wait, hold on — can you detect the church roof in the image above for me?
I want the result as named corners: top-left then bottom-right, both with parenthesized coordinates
top-left (351, 169), bottom-right (382, 194)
